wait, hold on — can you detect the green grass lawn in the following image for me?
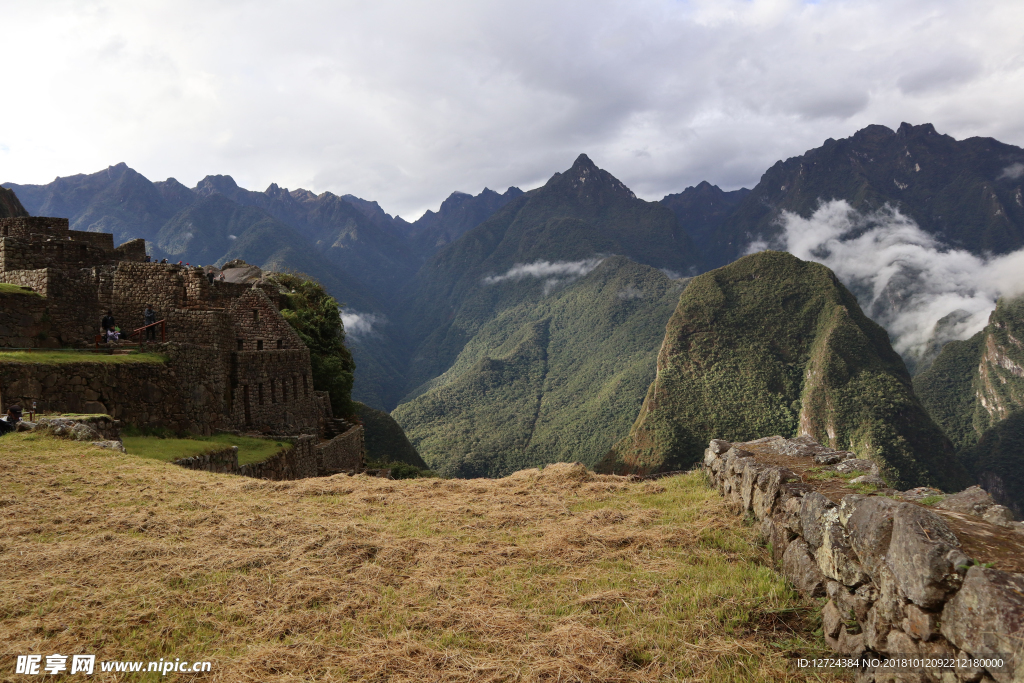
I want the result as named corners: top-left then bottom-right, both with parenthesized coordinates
top-left (0, 282), bottom-right (41, 296)
top-left (0, 350), bottom-right (168, 364)
top-left (123, 432), bottom-right (291, 465)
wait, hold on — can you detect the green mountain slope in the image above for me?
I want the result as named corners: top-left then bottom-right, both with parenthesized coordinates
top-left (398, 154), bottom-right (700, 398)
top-left (915, 295), bottom-right (1024, 513)
top-left (392, 257), bottom-right (685, 478)
top-left (355, 402), bottom-right (428, 470)
top-left (699, 123), bottom-right (1024, 267)
top-left (602, 250), bottom-right (968, 491)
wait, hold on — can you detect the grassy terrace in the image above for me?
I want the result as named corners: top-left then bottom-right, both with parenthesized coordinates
top-left (0, 282), bottom-right (41, 296)
top-left (0, 350), bottom-right (168, 364)
top-left (0, 434), bottom-right (844, 682)
top-left (123, 433), bottom-right (292, 466)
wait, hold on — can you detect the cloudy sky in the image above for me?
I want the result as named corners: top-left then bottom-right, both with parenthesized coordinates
top-left (2, 0), bottom-right (1022, 218)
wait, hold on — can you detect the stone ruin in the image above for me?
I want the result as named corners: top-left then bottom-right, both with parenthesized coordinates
top-left (0, 215), bottom-right (363, 477)
top-left (705, 434), bottom-right (1024, 683)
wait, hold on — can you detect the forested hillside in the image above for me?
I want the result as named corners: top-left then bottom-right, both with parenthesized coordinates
top-left (393, 258), bottom-right (685, 477)
top-left (603, 251), bottom-right (968, 491)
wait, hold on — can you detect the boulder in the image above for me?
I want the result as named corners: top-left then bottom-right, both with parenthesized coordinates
top-left (800, 491), bottom-right (835, 549)
top-left (740, 460), bottom-right (768, 512)
top-left (902, 603), bottom-right (940, 642)
top-left (761, 514), bottom-right (794, 564)
top-left (887, 503), bottom-right (968, 609)
top-left (982, 505), bottom-right (1015, 527)
top-left (708, 439), bottom-right (731, 455)
top-left (752, 466), bottom-right (800, 518)
top-left (934, 485), bottom-right (995, 516)
top-left (91, 440), bottom-right (125, 453)
top-left (845, 496), bottom-right (901, 581)
top-left (70, 422), bottom-right (102, 441)
top-left (941, 567), bottom-right (1024, 683)
top-left (836, 458), bottom-right (880, 476)
top-left (817, 506), bottom-right (869, 586)
top-left (782, 538), bottom-right (826, 598)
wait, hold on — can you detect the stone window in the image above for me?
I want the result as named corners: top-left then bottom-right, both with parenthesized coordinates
top-left (252, 308), bottom-right (259, 323)
top-left (237, 339), bottom-right (244, 351)
top-left (257, 339), bottom-right (264, 351)
top-left (277, 339), bottom-right (283, 349)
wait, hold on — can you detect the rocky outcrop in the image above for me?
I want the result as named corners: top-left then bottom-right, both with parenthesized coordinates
top-left (705, 435), bottom-right (1024, 683)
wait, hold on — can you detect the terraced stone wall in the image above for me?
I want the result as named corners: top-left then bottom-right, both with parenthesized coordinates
top-left (0, 344), bottom-right (230, 434)
top-left (174, 427), bottom-right (365, 480)
top-left (705, 436), bottom-right (1024, 683)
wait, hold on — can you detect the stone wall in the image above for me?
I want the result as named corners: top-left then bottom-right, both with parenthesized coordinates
top-left (0, 290), bottom-right (55, 348)
top-left (704, 435), bottom-right (1024, 683)
top-left (174, 447), bottom-right (241, 474)
top-left (227, 287), bottom-right (303, 350)
top-left (229, 349), bottom-right (318, 433)
top-left (0, 344), bottom-right (231, 433)
top-left (174, 426), bottom-right (364, 481)
top-left (0, 217), bottom-right (69, 239)
top-left (67, 231), bottom-right (114, 250)
top-left (0, 236), bottom-right (116, 272)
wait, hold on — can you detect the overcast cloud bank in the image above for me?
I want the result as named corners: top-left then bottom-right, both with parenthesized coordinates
top-left (2, 1), bottom-right (1023, 218)
top-left (748, 201), bottom-right (1024, 366)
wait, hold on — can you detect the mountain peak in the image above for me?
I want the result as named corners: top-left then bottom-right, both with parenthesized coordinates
top-left (571, 153), bottom-right (597, 171)
top-left (194, 174), bottom-right (241, 197)
top-left (551, 154), bottom-right (636, 200)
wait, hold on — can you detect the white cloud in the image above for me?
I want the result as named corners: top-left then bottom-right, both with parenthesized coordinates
top-left (1000, 163), bottom-right (1024, 180)
top-left (341, 310), bottom-right (385, 337)
top-left (483, 258), bottom-right (604, 296)
top-left (1, 1), bottom-right (1023, 218)
top-left (617, 284), bottom-right (645, 300)
top-left (756, 200), bottom-right (1024, 366)
top-left (482, 258), bottom-right (604, 285)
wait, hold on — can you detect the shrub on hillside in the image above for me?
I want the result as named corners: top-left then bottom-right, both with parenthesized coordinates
top-left (270, 273), bottom-right (356, 418)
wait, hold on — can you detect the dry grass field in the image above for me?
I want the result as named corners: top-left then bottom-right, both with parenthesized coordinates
top-left (0, 432), bottom-right (845, 682)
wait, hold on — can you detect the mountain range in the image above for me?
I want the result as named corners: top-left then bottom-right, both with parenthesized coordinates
top-left (6, 122), bottom-right (1024, 505)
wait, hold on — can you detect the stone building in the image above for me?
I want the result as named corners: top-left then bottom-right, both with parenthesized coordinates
top-left (0, 216), bottom-right (352, 447)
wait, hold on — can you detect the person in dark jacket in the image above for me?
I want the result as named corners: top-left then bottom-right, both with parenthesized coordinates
top-left (101, 310), bottom-right (116, 343)
top-left (143, 304), bottom-right (157, 341)
top-left (0, 405), bottom-right (22, 436)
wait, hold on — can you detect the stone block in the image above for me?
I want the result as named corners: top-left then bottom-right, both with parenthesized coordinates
top-left (823, 599), bottom-right (843, 638)
top-left (817, 505), bottom-right (869, 587)
top-left (888, 503), bottom-right (967, 609)
top-left (782, 538), bottom-right (826, 598)
top-left (941, 567), bottom-right (1024, 683)
top-left (903, 603), bottom-right (940, 642)
top-left (982, 505), bottom-right (1015, 527)
top-left (800, 490), bottom-right (835, 549)
top-left (846, 496), bottom-right (901, 581)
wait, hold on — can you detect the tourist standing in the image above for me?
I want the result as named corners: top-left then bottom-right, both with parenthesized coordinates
top-left (144, 304), bottom-right (157, 341)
